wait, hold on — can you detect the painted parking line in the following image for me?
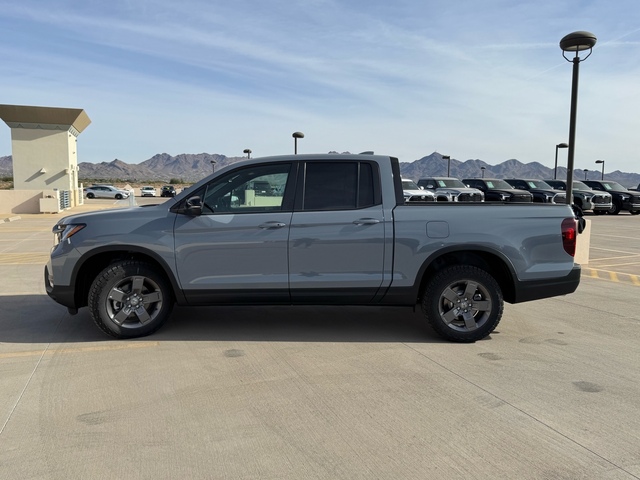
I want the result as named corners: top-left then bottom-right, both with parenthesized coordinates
top-left (0, 228), bottom-right (51, 232)
top-left (0, 253), bottom-right (50, 265)
top-left (583, 268), bottom-right (640, 286)
top-left (0, 342), bottom-right (160, 360)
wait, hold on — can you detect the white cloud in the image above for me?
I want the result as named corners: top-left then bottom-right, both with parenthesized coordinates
top-left (1, 0), bottom-right (639, 172)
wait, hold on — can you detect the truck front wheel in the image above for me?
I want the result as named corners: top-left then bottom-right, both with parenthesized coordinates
top-left (88, 260), bottom-right (174, 339)
top-left (422, 265), bottom-right (503, 342)
top-left (608, 202), bottom-right (621, 215)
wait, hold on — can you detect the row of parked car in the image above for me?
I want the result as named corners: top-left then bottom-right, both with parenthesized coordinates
top-left (83, 184), bottom-right (178, 199)
top-left (83, 178), bottom-right (639, 215)
top-left (139, 185), bottom-right (177, 197)
top-left (402, 176), bottom-right (640, 215)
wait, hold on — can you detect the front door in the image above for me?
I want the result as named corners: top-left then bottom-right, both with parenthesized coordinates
top-left (174, 162), bottom-right (294, 304)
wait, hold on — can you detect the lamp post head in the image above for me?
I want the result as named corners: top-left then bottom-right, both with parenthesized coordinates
top-left (292, 132), bottom-right (304, 139)
top-left (595, 160), bottom-right (604, 164)
top-left (243, 148), bottom-right (252, 158)
top-left (557, 143), bottom-right (569, 149)
top-left (442, 155), bottom-right (450, 160)
top-left (560, 31), bottom-right (597, 52)
top-left (560, 31), bottom-right (597, 62)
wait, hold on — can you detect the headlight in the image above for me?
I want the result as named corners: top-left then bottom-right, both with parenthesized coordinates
top-left (53, 223), bottom-right (86, 245)
top-left (500, 193), bottom-right (510, 201)
top-left (620, 195), bottom-right (630, 201)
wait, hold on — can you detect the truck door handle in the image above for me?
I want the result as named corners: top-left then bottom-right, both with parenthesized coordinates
top-left (353, 218), bottom-right (381, 225)
top-left (259, 221), bottom-right (287, 229)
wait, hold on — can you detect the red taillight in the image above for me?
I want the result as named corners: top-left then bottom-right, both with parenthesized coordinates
top-left (561, 218), bottom-right (577, 257)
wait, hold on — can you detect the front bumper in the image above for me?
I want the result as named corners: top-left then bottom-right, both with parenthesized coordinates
top-left (623, 202), bottom-right (640, 212)
top-left (44, 263), bottom-right (77, 310)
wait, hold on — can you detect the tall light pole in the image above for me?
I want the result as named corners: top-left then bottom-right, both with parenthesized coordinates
top-left (210, 160), bottom-right (216, 174)
top-left (292, 131), bottom-right (304, 154)
top-left (243, 148), bottom-right (252, 159)
top-left (481, 166), bottom-right (486, 178)
top-left (595, 159), bottom-right (605, 180)
top-left (560, 31), bottom-right (597, 205)
top-left (554, 142), bottom-right (568, 179)
top-left (583, 169), bottom-right (588, 180)
top-left (443, 155), bottom-right (451, 177)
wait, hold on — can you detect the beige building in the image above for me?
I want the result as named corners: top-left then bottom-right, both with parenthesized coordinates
top-left (0, 104), bottom-right (91, 213)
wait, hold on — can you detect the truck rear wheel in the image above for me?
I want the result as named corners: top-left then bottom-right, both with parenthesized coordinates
top-left (422, 265), bottom-right (503, 342)
top-left (88, 260), bottom-right (173, 339)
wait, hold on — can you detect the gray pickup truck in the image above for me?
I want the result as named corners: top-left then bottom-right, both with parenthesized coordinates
top-left (46, 153), bottom-right (581, 342)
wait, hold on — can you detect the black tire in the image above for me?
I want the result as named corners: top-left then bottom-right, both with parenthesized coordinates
top-left (422, 265), bottom-right (503, 342)
top-left (115, 194), bottom-right (123, 200)
top-left (630, 210), bottom-right (640, 215)
top-left (608, 201), bottom-right (621, 215)
top-left (86, 192), bottom-right (95, 199)
top-left (88, 260), bottom-right (173, 339)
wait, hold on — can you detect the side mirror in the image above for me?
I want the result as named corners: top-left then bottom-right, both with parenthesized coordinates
top-left (185, 196), bottom-right (203, 216)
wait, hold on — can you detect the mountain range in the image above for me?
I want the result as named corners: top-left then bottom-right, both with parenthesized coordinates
top-left (1, 152), bottom-right (639, 188)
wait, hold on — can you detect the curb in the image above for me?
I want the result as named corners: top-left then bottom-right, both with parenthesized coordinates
top-left (1, 216), bottom-right (21, 223)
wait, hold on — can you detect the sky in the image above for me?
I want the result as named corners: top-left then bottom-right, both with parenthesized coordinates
top-left (1, 0), bottom-right (639, 174)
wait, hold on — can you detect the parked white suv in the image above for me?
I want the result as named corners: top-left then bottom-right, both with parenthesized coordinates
top-left (401, 178), bottom-right (435, 202)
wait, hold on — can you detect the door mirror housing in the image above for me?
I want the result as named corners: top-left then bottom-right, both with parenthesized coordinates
top-left (185, 196), bottom-right (203, 216)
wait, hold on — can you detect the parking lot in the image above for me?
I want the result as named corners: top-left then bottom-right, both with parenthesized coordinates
top-left (1, 200), bottom-right (639, 479)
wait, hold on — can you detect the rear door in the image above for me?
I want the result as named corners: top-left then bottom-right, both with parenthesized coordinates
top-left (288, 160), bottom-right (386, 303)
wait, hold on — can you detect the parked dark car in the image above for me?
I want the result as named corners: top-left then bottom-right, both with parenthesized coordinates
top-left (583, 180), bottom-right (640, 215)
top-left (160, 185), bottom-right (176, 197)
top-left (504, 179), bottom-right (566, 204)
top-left (462, 178), bottom-right (533, 202)
top-left (545, 179), bottom-right (612, 214)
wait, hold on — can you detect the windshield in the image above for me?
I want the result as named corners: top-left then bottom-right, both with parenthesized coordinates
top-left (402, 180), bottom-right (420, 190)
top-left (485, 180), bottom-right (514, 189)
top-left (525, 180), bottom-right (553, 189)
top-left (600, 181), bottom-right (626, 191)
top-left (573, 181), bottom-right (589, 191)
top-left (436, 179), bottom-right (466, 188)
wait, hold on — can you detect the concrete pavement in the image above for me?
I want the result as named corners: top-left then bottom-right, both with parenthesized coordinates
top-left (0, 202), bottom-right (639, 479)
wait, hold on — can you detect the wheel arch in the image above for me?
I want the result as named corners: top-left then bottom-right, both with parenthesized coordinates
top-left (71, 246), bottom-right (185, 309)
top-left (415, 248), bottom-right (516, 304)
